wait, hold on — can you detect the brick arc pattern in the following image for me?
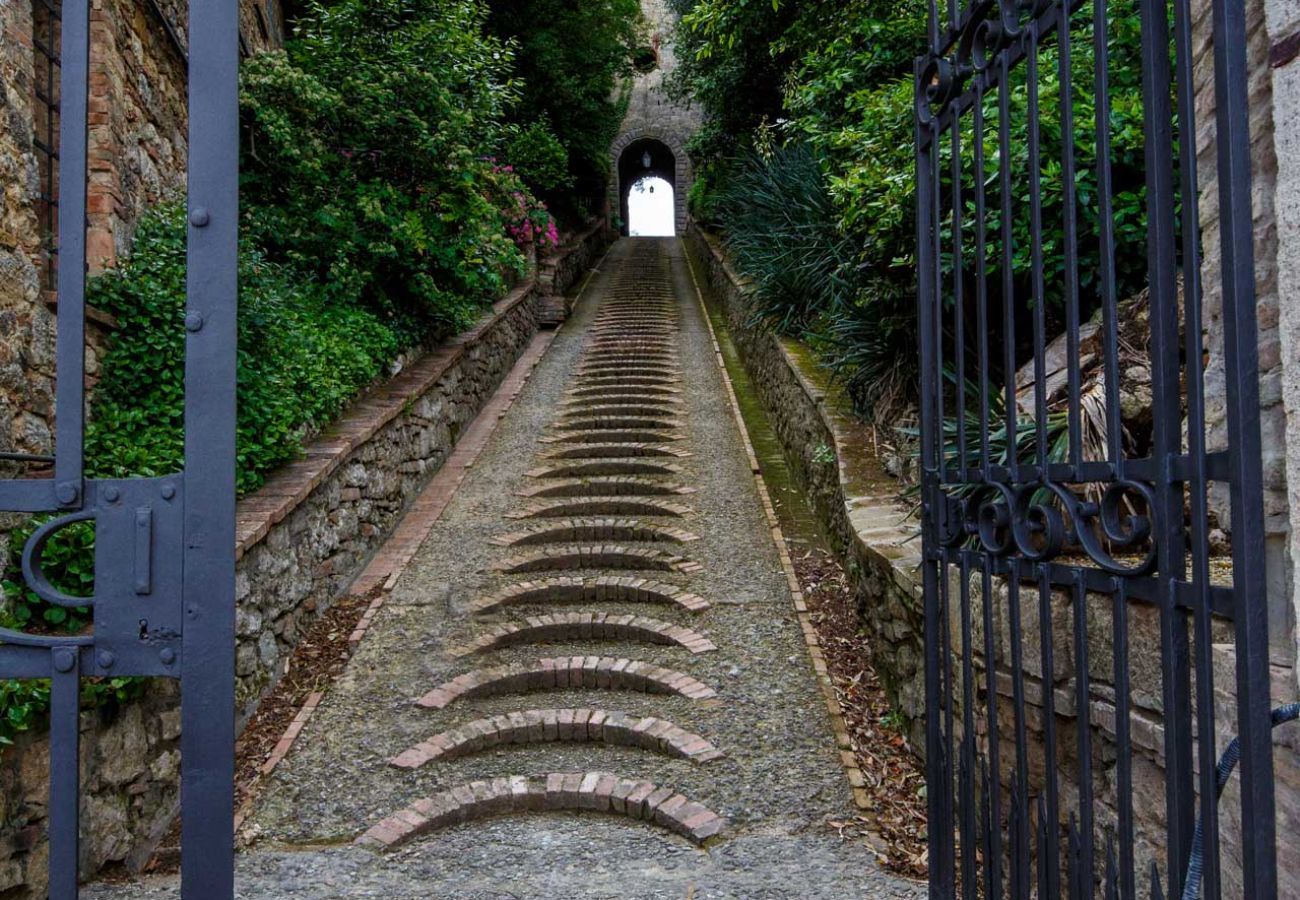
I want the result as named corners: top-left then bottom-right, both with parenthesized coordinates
top-left (361, 240), bottom-right (729, 847)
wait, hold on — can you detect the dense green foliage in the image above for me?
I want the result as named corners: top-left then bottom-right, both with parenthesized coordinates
top-left (672, 0), bottom-right (1153, 420)
top-left (486, 0), bottom-right (641, 220)
top-left (0, 0), bottom-right (641, 745)
top-left (241, 0), bottom-right (535, 331)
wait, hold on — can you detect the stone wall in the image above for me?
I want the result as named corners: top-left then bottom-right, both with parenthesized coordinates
top-left (1265, 0), bottom-right (1300, 680)
top-left (0, 0), bottom-right (283, 484)
top-left (536, 220), bottom-right (611, 323)
top-left (609, 0), bottom-right (700, 235)
top-left (0, 266), bottom-right (586, 895)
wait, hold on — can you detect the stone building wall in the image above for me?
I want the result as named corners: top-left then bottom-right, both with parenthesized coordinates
top-left (0, 0), bottom-right (284, 474)
top-left (609, 0), bottom-right (701, 234)
top-left (1266, 0), bottom-right (1300, 681)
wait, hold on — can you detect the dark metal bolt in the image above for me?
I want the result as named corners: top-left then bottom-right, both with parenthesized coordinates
top-left (161, 483), bottom-right (176, 501)
top-left (189, 207), bottom-right (211, 228)
top-left (185, 312), bottom-right (205, 332)
top-left (160, 648), bottom-right (176, 666)
top-left (103, 485), bottom-right (121, 503)
top-left (97, 650), bottom-right (115, 670)
top-left (53, 649), bottom-right (76, 673)
top-left (56, 481), bottom-right (79, 505)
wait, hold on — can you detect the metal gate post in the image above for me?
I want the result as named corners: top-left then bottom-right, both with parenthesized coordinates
top-left (181, 0), bottom-right (241, 897)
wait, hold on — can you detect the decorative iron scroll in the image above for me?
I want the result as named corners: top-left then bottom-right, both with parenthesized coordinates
top-left (936, 479), bottom-right (1155, 576)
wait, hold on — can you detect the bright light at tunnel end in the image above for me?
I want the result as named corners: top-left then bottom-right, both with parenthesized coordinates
top-left (628, 176), bottom-right (676, 237)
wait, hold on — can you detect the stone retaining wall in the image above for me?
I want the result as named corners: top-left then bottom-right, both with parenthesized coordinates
top-left (0, 224), bottom-right (605, 895)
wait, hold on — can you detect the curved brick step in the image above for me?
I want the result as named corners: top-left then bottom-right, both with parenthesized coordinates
top-left (557, 417), bottom-right (682, 433)
top-left (573, 375), bottom-right (682, 388)
top-left (585, 339), bottom-right (674, 348)
top-left (507, 498), bottom-right (693, 519)
top-left (389, 710), bottom-right (724, 768)
top-left (576, 364), bottom-right (681, 377)
top-left (567, 384), bottom-right (681, 399)
top-left (540, 443), bottom-right (691, 460)
top-left (490, 519), bottom-right (699, 547)
top-left (494, 545), bottom-right (701, 575)
top-left (526, 461), bottom-right (685, 479)
top-left (560, 399), bottom-right (679, 414)
top-left (519, 477), bottom-right (695, 499)
top-left (561, 396), bottom-right (682, 411)
top-left (585, 345), bottom-right (676, 356)
top-left (583, 348), bottom-right (675, 358)
top-left (540, 430), bottom-right (684, 446)
top-left (449, 613), bottom-right (717, 656)
top-left (358, 774), bottom-right (726, 850)
top-left (470, 576), bottom-right (709, 614)
top-left (554, 413), bottom-right (683, 431)
top-left (414, 657), bottom-right (718, 708)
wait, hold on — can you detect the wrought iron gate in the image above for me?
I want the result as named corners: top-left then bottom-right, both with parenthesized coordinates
top-left (915, 0), bottom-right (1277, 897)
top-left (0, 1), bottom-right (240, 897)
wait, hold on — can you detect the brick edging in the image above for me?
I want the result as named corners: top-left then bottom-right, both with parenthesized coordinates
top-left (682, 243), bottom-right (875, 814)
top-left (414, 657), bottom-right (718, 709)
top-left (389, 709), bottom-right (724, 768)
top-left (357, 773), bottom-right (726, 849)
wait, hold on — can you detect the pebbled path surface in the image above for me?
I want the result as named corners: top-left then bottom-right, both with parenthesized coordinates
top-left (87, 239), bottom-right (923, 899)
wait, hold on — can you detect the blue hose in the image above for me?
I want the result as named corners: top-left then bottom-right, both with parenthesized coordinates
top-left (1180, 702), bottom-right (1300, 900)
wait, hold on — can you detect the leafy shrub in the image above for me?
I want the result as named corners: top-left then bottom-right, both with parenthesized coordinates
top-left (240, 0), bottom-right (531, 331)
top-left (505, 121), bottom-right (573, 195)
top-left (715, 144), bottom-right (855, 335)
top-left (674, 0), bottom-right (1155, 422)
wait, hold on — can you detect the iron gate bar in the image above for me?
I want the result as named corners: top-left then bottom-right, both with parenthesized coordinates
top-left (54, 0), bottom-right (87, 509)
top-left (1212, 0), bottom-right (1278, 890)
top-left (915, 0), bottom-right (1279, 896)
top-left (0, 0), bottom-right (239, 896)
top-left (50, 649), bottom-right (80, 900)
top-left (181, 0), bottom-right (240, 896)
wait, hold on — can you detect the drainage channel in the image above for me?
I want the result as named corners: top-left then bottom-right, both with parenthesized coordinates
top-left (689, 263), bottom-right (831, 558)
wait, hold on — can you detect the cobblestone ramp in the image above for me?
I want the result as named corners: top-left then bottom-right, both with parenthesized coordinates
top-left (86, 239), bottom-right (923, 899)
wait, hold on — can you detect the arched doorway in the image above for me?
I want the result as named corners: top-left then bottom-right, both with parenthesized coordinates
top-left (618, 138), bottom-right (677, 237)
top-left (626, 176), bottom-right (675, 237)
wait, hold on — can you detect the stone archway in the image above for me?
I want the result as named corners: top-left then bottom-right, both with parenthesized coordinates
top-left (610, 130), bottom-right (690, 237)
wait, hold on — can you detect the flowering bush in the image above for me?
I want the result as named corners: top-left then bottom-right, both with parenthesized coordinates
top-left (491, 163), bottom-right (561, 251)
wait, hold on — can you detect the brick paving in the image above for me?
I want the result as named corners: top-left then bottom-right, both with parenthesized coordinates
top-left (88, 239), bottom-right (924, 898)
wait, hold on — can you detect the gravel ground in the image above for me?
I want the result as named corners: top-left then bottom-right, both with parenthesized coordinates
top-left (87, 239), bottom-right (924, 898)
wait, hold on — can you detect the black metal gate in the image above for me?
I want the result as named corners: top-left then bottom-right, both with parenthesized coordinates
top-left (914, 0), bottom-right (1278, 897)
top-left (0, 1), bottom-right (240, 897)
